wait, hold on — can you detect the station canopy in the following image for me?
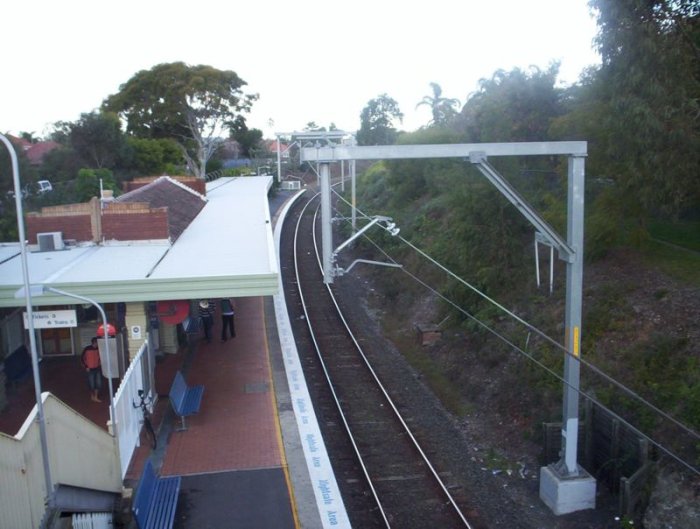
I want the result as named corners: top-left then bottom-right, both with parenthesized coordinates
top-left (0, 176), bottom-right (278, 308)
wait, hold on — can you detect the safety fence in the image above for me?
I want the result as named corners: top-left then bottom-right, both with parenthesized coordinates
top-left (542, 398), bottom-right (654, 521)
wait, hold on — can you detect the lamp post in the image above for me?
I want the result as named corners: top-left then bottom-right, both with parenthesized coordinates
top-left (0, 133), bottom-right (54, 506)
top-left (43, 288), bottom-right (117, 435)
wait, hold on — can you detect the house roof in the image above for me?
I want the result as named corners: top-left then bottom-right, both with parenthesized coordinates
top-left (25, 141), bottom-right (60, 165)
top-left (0, 176), bottom-right (278, 307)
top-left (115, 176), bottom-right (207, 242)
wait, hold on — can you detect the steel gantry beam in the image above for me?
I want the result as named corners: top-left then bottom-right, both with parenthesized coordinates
top-left (302, 140), bottom-right (596, 514)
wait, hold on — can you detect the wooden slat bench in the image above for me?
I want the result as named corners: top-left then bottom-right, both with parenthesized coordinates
top-left (132, 459), bottom-right (181, 529)
top-left (169, 370), bottom-right (204, 431)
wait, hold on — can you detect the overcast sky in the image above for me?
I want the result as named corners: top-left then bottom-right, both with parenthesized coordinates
top-left (1, 0), bottom-right (600, 140)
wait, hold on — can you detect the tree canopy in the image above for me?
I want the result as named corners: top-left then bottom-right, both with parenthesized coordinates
top-left (103, 62), bottom-right (258, 178)
top-left (54, 111), bottom-right (127, 169)
top-left (587, 0), bottom-right (700, 217)
top-left (416, 82), bottom-right (461, 127)
top-left (456, 64), bottom-right (562, 143)
top-left (357, 94), bottom-right (404, 146)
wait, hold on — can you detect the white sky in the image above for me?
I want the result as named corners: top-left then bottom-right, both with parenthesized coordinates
top-left (1, 0), bottom-right (600, 141)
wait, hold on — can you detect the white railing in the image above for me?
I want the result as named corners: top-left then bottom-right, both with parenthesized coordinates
top-left (72, 512), bottom-right (113, 528)
top-left (0, 342), bottom-right (154, 528)
top-left (113, 340), bottom-right (152, 478)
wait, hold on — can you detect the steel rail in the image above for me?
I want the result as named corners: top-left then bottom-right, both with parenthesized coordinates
top-left (296, 190), bottom-right (473, 528)
top-left (292, 193), bottom-right (391, 528)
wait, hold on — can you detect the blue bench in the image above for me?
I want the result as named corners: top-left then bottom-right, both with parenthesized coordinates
top-left (132, 459), bottom-right (181, 529)
top-left (169, 371), bottom-right (204, 431)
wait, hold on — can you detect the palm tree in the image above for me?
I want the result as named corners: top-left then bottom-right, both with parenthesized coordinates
top-left (416, 82), bottom-right (461, 126)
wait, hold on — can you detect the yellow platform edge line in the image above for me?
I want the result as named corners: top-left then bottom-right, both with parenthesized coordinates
top-left (262, 298), bottom-right (302, 529)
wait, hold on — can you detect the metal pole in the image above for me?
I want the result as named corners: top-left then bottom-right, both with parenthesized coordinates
top-left (535, 239), bottom-right (541, 288)
top-left (340, 160), bottom-right (345, 192)
top-left (559, 155), bottom-right (586, 475)
top-left (276, 135), bottom-right (282, 183)
top-left (320, 162), bottom-right (334, 284)
top-left (350, 159), bottom-right (357, 231)
top-left (45, 288), bottom-right (117, 439)
top-left (549, 246), bottom-right (554, 295)
top-left (0, 133), bottom-right (54, 506)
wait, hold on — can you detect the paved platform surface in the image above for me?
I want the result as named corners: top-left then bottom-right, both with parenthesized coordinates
top-left (0, 190), bottom-right (340, 529)
top-left (126, 296), bottom-right (300, 529)
top-left (161, 297), bottom-right (283, 476)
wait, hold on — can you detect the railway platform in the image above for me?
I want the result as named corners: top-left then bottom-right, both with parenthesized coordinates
top-left (0, 189), bottom-right (350, 528)
top-left (123, 190), bottom-right (349, 528)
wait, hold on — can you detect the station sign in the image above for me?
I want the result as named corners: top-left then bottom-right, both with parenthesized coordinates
top-left (23, 310), bottom-right (78, 329)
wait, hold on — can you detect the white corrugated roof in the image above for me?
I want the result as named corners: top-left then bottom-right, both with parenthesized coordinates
top-left (0, 176), bottom-right (278, 307)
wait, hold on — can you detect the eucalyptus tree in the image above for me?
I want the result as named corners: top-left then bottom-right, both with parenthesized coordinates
top-left (416, 82), bottom-right (461, 127)
top-left (103, 62), bottom-right (258, 178)
top-left (589, 0), bottom-right (700, 217)
top-left (357, 94), bottom-right (404, 146)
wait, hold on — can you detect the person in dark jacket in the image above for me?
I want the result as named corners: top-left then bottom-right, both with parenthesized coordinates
top-left (220, 298), bottom-right (236, 341)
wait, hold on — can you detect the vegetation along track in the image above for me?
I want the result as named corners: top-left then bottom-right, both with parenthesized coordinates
top-left (280, 190), bottom-right (480, 529)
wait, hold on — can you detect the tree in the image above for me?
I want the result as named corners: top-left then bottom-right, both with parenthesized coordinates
top-left (357, 94), bottom-right (404, 146)
top-left (416, 82), bottom-right (461, 127)
top-left (456, 65), bottom-right (563, 143)
top-left (230, 128), bottom-right (263, 158)
top-left (75, 168), bottom-right (118, 202)
top-left (66, 111), bottom-right (128, 169)
top-left (588, 0), bottom-right (700, 217)
top-left (103, 62), bottom-right (258, 178)
top-left (127, 137), bottom-right (183, 175)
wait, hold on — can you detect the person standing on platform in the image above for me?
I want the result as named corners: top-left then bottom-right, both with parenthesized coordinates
top-left (199, 300), bottom-right (215, 343)
top-left (220, 298), bottom-right (236, 341)
top-left (81, 337), bottom-right (102, 402)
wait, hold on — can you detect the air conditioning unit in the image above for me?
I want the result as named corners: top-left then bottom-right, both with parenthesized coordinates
top-left (37, 231), bottom-right (64, 251)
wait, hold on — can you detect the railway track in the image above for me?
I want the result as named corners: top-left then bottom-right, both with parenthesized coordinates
top-left (280, 190), bottom-right (480, 528)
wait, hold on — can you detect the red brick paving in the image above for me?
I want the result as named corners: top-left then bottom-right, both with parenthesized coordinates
top-left (161, 296), bottom-right (282, 476)
top-left (0, 355), bottom-right (111, 435)
top-left (1, 296), bottom-right (284, 483)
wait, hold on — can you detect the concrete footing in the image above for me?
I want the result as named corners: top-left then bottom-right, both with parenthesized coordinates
top-left (540, 464), bottom-right (597, 515)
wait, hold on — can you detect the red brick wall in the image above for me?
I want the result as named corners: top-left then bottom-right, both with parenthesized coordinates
top-left (26, 214), bottom-right (93, 243)
top-left (102, 206), bottom-right (169, 241)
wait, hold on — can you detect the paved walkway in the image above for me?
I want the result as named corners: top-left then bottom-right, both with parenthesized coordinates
top-left (125, 296), bottom-right (299, 528)
top-left (161, 297), bottom-right (283, 476)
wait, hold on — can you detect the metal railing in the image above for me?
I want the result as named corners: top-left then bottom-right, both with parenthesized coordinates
top-left (113, 340), bottom-right (150, 478)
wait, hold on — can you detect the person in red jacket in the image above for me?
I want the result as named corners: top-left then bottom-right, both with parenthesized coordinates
top-left (81, 337), bottom-right (102, 402)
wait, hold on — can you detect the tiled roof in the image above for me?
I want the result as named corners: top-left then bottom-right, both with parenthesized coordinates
top-left (25, 141), bottom-right (60, 165)
top-left (116, 176), bottom-right (207, 242)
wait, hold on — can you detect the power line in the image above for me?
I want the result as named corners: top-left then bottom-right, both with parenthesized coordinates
top-left (330, 192), bottom-right (700, 473)
top-left (332, 189), bottom-right (699, 440)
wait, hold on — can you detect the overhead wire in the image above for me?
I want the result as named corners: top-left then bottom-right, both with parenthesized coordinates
top-left (329, 189), bottom-right (700, 474)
